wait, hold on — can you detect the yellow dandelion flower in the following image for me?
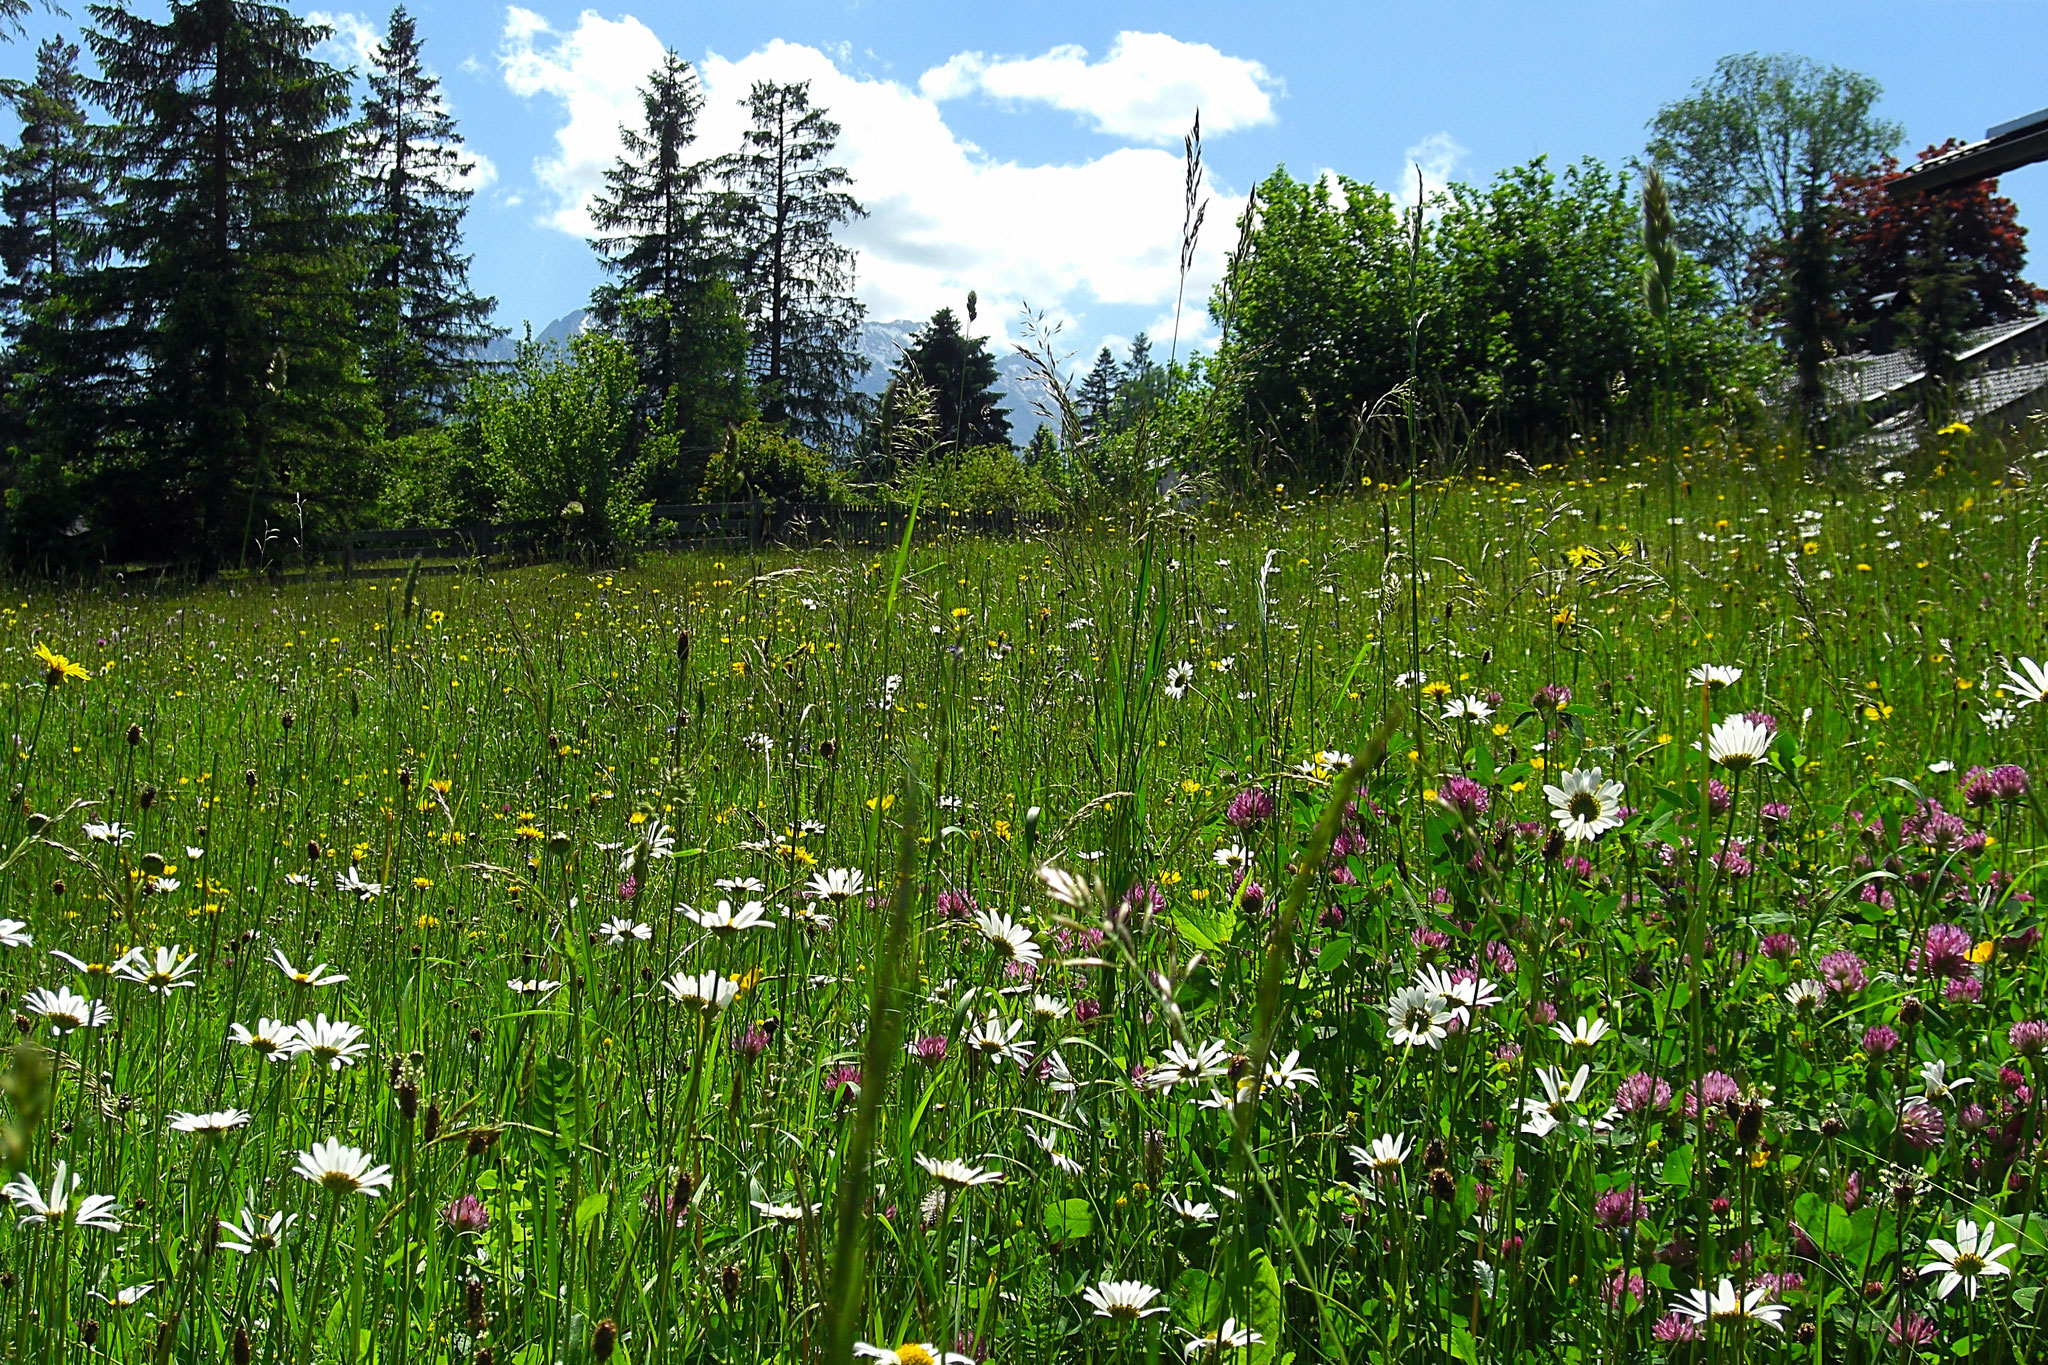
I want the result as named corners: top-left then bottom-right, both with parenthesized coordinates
top-left (32, 642), bottom-right (89, 686)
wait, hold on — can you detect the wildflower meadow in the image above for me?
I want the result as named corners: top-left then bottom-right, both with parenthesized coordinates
top-left (4, 441), bottom-right (2048, 1363)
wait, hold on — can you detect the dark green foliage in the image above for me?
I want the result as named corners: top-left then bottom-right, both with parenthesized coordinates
top-left (462, 330), bottom-right (645, 559)
top-left (1210, 159), bottom-right (1760, 478)
top-left (1777, 181), bottom-right (1846, 437)
top-left (81, 0), bottom-right (377, 568)
top-left (1078, 346), bottom-right (1118, 443)
top-left (589, 50), bottom-right (749, 497)
top-left (697, 415), bottom-right (844, 503)
top-left (720, 81), bottom-right (866, 452)
top-left (1646, 52), bottom-right (1900, 311)
top-left (1907, 203), bottom-right (1973, 422)
top-left (0, 38), bottom-right (104, 559)
top-left (876, 306), bottom-right (1010, 457)
top-left (354, 6), bottom-right (499, 436)
top-left (1429, 157), bottom-right (1747, 450)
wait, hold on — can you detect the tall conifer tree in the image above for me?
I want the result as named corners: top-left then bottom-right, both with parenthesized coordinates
top-left (879, 306), bottom-right (1010, 453)
top-left (355, 6), bottom-right (498, 435)
top-left (589, 49), bottom-right (748, 498)
top-left (0, 38), bottom-right (105, 553)
top-left (720, 80), bottom-right (866, 451)
top-left (86, 0), bottom-right (375, 566)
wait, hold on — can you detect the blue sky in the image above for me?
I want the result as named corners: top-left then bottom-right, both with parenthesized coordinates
top-left (5, 1), bottom-right (2045, 361)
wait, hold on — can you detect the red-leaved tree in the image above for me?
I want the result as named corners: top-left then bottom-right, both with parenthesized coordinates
top-left (1832, 140), bottom-right (2045, 341)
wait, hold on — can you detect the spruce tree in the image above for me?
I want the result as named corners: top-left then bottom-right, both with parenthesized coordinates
top-left (720, 80), bottom-right (867, 451)
top-left (85, 0), bottom-right (376, 567)
top-left (879, 306), bottom-right (1010, 453)
top-left (0, 38), bottom-right (105, 553)
top-left (589, 49), bottom-right (748, 499)
top-left (355, 5), bottom-right (498, 435)
top-left (1077, 346), bottom-right (1118, 443)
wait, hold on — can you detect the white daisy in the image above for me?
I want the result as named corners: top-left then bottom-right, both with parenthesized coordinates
top-left (1081, 1279), bottom-right (1168, 1320)
top-left (1167, 1195), bottom-right (1218, 1223)
top-left (1919, 1059), bottom-right (1972, 1104)
top-left (661, 970), bottom-right (738, 1015)
top-left (1211, 844), bottom-right (1251, 873)
top-left (805, 867), bottom-right (867, 903)
top-left (167, 1108), bottom-right (251, 1136)
top-left (749, 1199), bottom-right (822, 1223)
top-left (1672, 1277), bottom-right (1788, 1332)
top-left (2003, 656), bottom-right (2048, 706)
top-left (1689, 663), bottom-right (1743, 691)
top-left (335, 867), bottom-right (384, 901)
top-left (1347, 1133), bottom-right (1411, 1178)
top-left (292, 1138), bottom-right (391, 1198)
top-left (2, 1160), bottom-right (121, 1229)
top-left (1163, 661), bottom-right (1195, 699)
top-left (24, 986), bottom-right (111, 1034)
top-left (112, 944), bottom-right (197, 995)
top-left (1706, 715), bottom-right (1775, 771)
top-left (915, 1154), bottom-right (1004, 1188)
top-left (1443, 695), bottom-right (1493, 722)
top-left (971, 908), bottom-right (1042, 968)
top-left (1544, 767), bottom-right (1625, 842)
top-left (1385, 985), bottom-right (1454, 1049)
top-left (0, 918), bottom-right (31, 948)
top-left (217, 1207), bottom-right (295, 1255)
top-left (507, 978), bottom-right (560, 999)
top-left (853, 1343), bottom-right (974, 1365)
top-left (598, 917), bottom-right (652, 945)
top-left (1551, 1015), bottom-right (1611, 1049)
top-left (1783, 980), bottom-right (1826, 1010)
top-left (271, 948), bottom-right (348, 988)
top-left (1146, 1038), bottom-right (1230, 1089)
top-left (1920, 1218), bottom-right (2017, 1300)
top-left (684, 899), bottom-right (777, 934)
top-left (1184, 1319), bottom-right (1263, 1357)
top-left (965, 1012), bottom-right (1032, 1066)
top-left (1519, 1064), bottom-right (1592, 1138)
top-left (230, 1017), bottom-right (298, 1060)
top-left (288, 1015), bottom-right (368, 1070)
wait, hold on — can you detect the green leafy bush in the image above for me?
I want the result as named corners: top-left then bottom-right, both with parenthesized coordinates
top-left (464, 331), bottom-right (646, 557)
top-left (699, 417), bottom-right (847, 504)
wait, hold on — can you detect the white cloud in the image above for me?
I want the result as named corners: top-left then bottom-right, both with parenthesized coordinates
top-left (498, 16), bottom-right (1250, 350)
top-left (918, 32), bottom-right (1278, 144)
top-left (1400, 132), bottom-right (1467, 209)
top-left (309, 9), bottom-right (381, 72)
top-left (498, 6), bottom-right (667, 236)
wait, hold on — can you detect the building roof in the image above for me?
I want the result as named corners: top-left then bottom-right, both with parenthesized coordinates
top-left (1823, 315), bottom-right (2048, 407)
top-left (1890, 108), bottom-right (2048, 200)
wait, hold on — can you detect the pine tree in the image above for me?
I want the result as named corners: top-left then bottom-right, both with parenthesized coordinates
top-left (85, 0), bottom-right (377, 567)
top-left (1077, 346), bottom-right (1118, 443)
top-left (0, 38), bottom-right (106, 554)
top-left (721, 80), bottom-right (867, 451)
top-left (589, 49), bottom-right (748, 499)
top-left (879, 306), bottom-right (1010, 454)
top-left (355, 6), bottom-right (498, 436)
top-left (1778, 178), bottom-right (1844, 442)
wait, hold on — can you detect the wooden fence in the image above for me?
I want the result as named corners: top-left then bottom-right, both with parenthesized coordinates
top-left (332, 500), bottom-right (1051, 572)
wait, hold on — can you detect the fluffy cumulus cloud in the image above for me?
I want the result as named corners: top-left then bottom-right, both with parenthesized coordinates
top-left (1401, 131), bottom-right (1468, 209)
top-left (498, 7), bottom-right (666, 234)
top-left (498, 15), bottom-right (1257, 349)
top-left (308, 9), bottom-right (382, 71)
top-left (917, 32), bottom-right (1278, 144)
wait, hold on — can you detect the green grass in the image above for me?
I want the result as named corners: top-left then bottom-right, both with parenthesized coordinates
top-left (3, 434), bottom-right (2048, 1363)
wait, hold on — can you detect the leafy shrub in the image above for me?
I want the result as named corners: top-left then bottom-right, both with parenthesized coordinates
top-left (893, 444), bottom-right (1060, 515)
top-left (699, 417), bottom-right (847, 504)
top-left (464, 331), bottom-right (646, 557)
